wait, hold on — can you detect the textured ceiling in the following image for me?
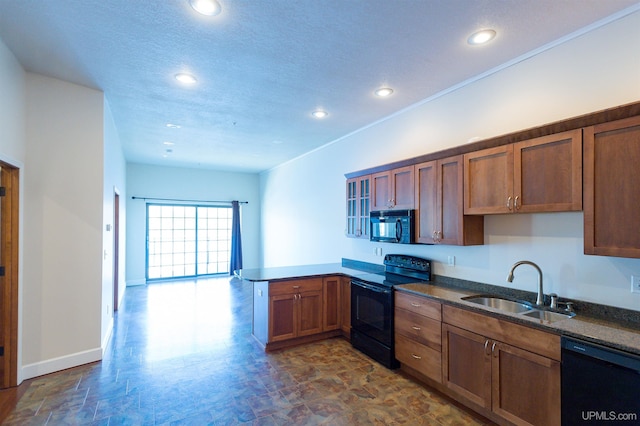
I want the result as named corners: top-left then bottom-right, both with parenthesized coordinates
top-left (1, 0), bottom-right (638, 173)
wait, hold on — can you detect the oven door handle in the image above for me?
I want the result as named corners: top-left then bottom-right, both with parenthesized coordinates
top-left (352, 281), bottom-right (392, 294)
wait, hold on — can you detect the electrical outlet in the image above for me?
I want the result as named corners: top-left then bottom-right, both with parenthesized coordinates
top-left (448, 256), bottom-right (455, 266)
top-left (631, 276), bottom-right (640, 294)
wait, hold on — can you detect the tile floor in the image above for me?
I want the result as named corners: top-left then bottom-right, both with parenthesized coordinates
top-left (3, 277), bottom-right (490, 425)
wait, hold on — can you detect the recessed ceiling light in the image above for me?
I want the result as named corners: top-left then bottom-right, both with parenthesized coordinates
top-left (175, 73), bottom-right (197, 84)
top-left (375, 87), bottom-right (394, 97)
top-left (467, 29), bottom-right (496, 45)
top-left (311, 110), bottom-right (328, 119)
top-left (166, 123), bottom-right (181, 129)
top-left (189, 0), bottom-right (222, 16)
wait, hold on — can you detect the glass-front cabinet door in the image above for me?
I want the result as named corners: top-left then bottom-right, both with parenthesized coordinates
top-left (346, 175), bottom-right (370, 239)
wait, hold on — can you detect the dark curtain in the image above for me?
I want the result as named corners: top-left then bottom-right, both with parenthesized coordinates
top-left (230, 201), bottom-right (243, 275)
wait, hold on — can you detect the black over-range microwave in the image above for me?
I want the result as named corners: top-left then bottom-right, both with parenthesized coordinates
top-left (370, 209), bottom-right (415, 244)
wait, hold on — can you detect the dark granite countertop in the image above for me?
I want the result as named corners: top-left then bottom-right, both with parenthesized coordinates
top-left (237, 262), bottom-right (380, 282)
top-left (395, 282), bottom-right (640, 356)
top-left (239, 259), bottom-right (640, 356)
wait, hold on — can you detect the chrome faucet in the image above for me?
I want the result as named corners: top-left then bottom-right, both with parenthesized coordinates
top-left (507, 260), bottom-right (544, 306)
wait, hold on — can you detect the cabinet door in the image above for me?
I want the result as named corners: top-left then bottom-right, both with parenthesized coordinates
top-left (514, 129), bottom-right (582, 213)
top-left (371, 171), bottom-right (391, 211)
top-left (346, 176), bottom-right (371, 239)
top-left (357, 176), bottom-right (371, 239)
top-left (372, 166), bottom-right (415, 210)
top-left (346, 178), bottom-right (358, 237)
top-left (414, 160), bottom-right (438, 243)
top-left (269, 294), bottom-right (296, 342)
top-left (416, 157), bottom-right (483, 245)
top-left (391, 166), bottom-right (415, 209)
top-left (439, 155), bottom-right (484, 245)
top-left (297, 290), bottom-right (323, 337)
top-left (584, 116), bottom-right (640, 258)
top-left (492, 342), bottom-right (560, 426)
top-left (464, 146), bottom-right (514, 214)
top-left (442, 324), bottom-right (492, 409)
top-left (340, 278), bottom-right (351, 335)
top-left (322, 277), bottom-right (341, 331)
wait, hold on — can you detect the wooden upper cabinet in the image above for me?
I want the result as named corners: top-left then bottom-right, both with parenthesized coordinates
top-left (584, 116), bottom-right (640, 258)
top-left (371, 166), bottom-right (414, 210)
top-left (515, 129), bottom-right (583, 213)
top-left (415, 156), bottom-right (483, 245)
top-left (346, 175), bottom-right (371, 239)
top-left (464, 129), bottom-right (582, 215)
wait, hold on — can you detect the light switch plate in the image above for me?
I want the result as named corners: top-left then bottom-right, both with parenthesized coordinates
top-left (631, 276), bottom-right (640, 294)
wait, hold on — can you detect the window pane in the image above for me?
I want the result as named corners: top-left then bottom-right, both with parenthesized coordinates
top-left (146, 204), bottom-right (234, 280)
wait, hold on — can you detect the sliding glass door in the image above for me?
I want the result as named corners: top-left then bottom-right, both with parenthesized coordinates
top-left (146, 204), bottom-right (232, 280)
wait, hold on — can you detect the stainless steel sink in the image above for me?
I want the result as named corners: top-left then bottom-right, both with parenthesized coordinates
top-left (462, 294), bottom-right (575, 323)
top-left (462, 295), bottom-right (533, 314)
top-left (521, 309), bottom-right (575, 322)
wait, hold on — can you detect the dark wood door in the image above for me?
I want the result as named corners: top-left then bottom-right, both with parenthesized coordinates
top-left (464, 145), bottom-right (513, 214)
top-left (514, 129), bottom-right (582, 213)
top-left (584, 116), bottom-right (640, 258)
top-left (371, 171), bottom-right (391, 211)
top-left (269, 294), bottom-right (296, 342)
top-left (340, 278), bottom-right (351, 336)
top-left (442, 324), bottom-right (491, 409)
top-left (297, 291), bottom-right (322, 337)
top-left (414, 160), bottom-right (437, 243)
top-left (391, 166), bottom-right (415, 209)
top-left (492, 342), bottom-right (561, 426)
top-left (0, 163), bottom-right (19, 388)
top-left (322, 277), bottom-right (340, 331)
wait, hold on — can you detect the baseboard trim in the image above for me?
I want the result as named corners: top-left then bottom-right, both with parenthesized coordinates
top-left (126, 278), bottom-right (146, 286)
top-left (102, 318), bottom-right (113, 356)
top-left (21, 348), bottom-right (102, 381)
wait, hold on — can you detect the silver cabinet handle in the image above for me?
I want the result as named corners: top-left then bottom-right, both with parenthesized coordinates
top-left (411, 326), bottom-right (421, 331)
top-left (507, 196), bottom-right (513, 210)
top-left (515, 195), bottom-right (520, 210)
top-left (411, 353), bottom-right (422, 360)
top-left (292, 285), bottom-right (300, 289)
top-left (491, 341), bottom-right (497, 357)
top-left (410, 302), bottom-right (421, 307)
top-left (484, 340), bottom-right (491, 355)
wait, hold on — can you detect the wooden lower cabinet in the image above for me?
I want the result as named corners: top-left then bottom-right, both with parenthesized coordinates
top-left (442, 307), bottom-right (561, 426)
top-left (322, 276), bottom-right (341, 331)
top-left (340, 277), bottom-right (351, 337)
top-left (394, 292), bottom-right (442, 383)
top-left (268, 278), bottom-right (323, 342)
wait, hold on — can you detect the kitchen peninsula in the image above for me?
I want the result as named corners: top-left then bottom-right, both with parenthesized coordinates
top-left (240, 260), bottom-right (640, 425)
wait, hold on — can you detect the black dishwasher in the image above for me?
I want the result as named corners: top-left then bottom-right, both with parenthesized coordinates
top-left (562, 337), bottom-right (640, 425)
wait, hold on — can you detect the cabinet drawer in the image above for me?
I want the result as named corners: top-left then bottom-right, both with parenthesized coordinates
top-left (395, 334), bottom-right (442, 383)
top-left (442, 305), bottom-right (560, 360)
top-left (395, 292), bottom-right (441, 320)
top-left (395, 308), bottom-right (441, 351)
top-left (270, 278), bottom-right (323, 296)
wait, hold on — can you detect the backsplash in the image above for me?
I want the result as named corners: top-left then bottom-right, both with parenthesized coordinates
top-left (341, 258), bottom-right (640, 328)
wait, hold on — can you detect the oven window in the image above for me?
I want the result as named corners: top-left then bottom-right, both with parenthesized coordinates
top-left (356, 295), bottom-right (385, 331)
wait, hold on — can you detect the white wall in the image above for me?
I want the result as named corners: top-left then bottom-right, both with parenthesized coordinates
top-left (260, 11), bottom-right (640, 311)
top-left (0, 37), bottom-right (26, 383)
top-left (23, 73), bottom-right (105, 378)
top-left (102, 99), bottom-right (127, 351)
top-left (126, 163), bottom-right (260, 285)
